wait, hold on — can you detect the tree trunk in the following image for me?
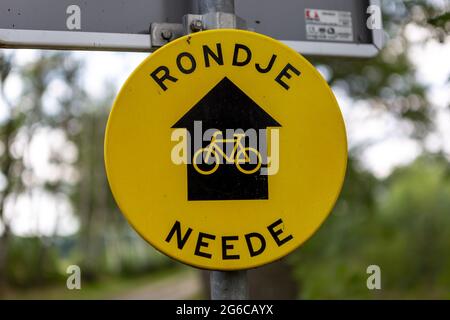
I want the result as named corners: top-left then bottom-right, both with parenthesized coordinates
top-left (0, 119), bottom-right (16, 296)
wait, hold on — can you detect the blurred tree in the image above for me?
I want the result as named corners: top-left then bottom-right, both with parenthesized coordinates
top-left (289, 152), bottom-right (384, 298)
top-left (287, 0), bottom-right (450, 299)
top-left (71, 100), bottom-right (111, 280)
top-left (0, 51), bottom-right (87, 293)
top-left (0, 52), bottom-right (18, 294)
top-left (71, 95), bottom-right (175, 279)
top-left (1, 50), bottom-right (174, 295)
top-left (291, 154), bottom-right (450, 299)
top-left (378, 154), bottom-right (450, 295)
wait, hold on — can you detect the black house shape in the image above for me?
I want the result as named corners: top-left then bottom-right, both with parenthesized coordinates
top-left (172, 77), bottom-right (281, 201)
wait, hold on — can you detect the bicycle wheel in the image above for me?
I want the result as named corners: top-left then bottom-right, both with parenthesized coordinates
top-left (236, 148), bottom-right (262, 174)
top-left (193, 148), bottom-right (220, 175)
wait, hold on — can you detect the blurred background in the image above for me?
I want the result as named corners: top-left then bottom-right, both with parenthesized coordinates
top-left (0, 0), bottom-right (449, 299)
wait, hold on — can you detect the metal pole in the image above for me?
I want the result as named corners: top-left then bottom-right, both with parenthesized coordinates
top-left (210, 270), bottom-right (248, 300)
top-left (198, 0), bottom-right (235, 14)
top-left (195, 0), bottom-right (248, 301)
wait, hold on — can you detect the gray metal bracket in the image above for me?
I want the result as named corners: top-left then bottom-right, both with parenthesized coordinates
top-left (150, 11), bottom-right (246, 49)
top-left (150, 22), bottom-right (184, 48)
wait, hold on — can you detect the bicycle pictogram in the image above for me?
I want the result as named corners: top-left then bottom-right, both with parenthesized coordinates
top-left (193, 131), bottom-right (262, 175)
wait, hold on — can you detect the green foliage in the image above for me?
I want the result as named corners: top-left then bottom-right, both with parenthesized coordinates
top-left (427, 12), bottom-right (450, 28)
top-left (6, 237), bottom-right (63, 287)
top-left (291, 155), bottom-right (450, 299)
top-left (378, 155), bottom-right (450, 292)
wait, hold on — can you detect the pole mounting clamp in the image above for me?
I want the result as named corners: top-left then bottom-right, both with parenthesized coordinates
top-left (183, 12), bottom-right (246, 34)
top-left (150, 22), bottom-right (184, 48)
top-left (150, 10), bottom-right (247, 49)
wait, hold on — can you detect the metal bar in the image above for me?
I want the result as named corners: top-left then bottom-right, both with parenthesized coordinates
top-left (198, 0), bottom-right (235, 14)
top-left (197, 0), bottom-right (248, 300)
top-left (210, 271), bottom-right (249, 300)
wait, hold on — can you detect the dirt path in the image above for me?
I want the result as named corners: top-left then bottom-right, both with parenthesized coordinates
top-left (115, 271), bottom-right (202, 300)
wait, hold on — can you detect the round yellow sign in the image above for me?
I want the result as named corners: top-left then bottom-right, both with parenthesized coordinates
top-left (105, 29), bottom-right (347, 270)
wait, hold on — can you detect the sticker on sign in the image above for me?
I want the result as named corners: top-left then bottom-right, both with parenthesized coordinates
top-left (305, 9), bottom-right (354, 42)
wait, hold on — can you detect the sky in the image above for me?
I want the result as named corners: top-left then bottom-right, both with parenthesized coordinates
top-left (0, 22), bottom-right (449, 237)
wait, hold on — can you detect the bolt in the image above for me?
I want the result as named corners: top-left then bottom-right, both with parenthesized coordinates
top-left (190, 19), bottom-right (203, 32)
top-left (161, 29), bottom-right (173, 41)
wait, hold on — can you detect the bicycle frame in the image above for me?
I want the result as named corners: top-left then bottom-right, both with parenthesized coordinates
top-left (204, 131), bottom-right (250, 164)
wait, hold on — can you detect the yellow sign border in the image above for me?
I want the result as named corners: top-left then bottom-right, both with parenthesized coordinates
top-left (105, 29), bottom-right (347, 270)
